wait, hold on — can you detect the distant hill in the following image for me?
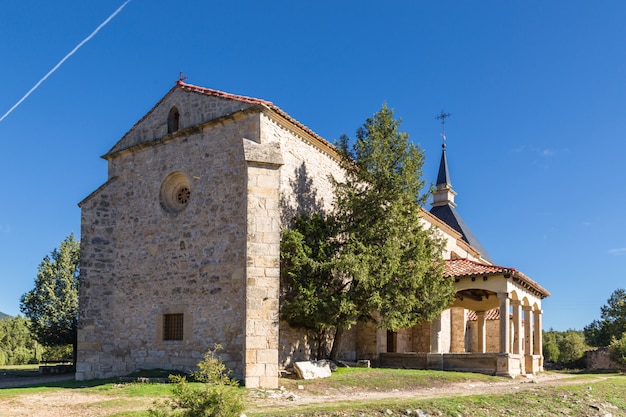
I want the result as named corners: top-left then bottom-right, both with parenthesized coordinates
top-left (0, 312), bottom-right (12, 320)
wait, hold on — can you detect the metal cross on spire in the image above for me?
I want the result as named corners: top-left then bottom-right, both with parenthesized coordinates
top-left (435, 110), bottom-right (452, 147)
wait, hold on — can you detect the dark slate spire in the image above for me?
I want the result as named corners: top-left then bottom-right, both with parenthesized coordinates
top-left (432, 111), bottom-right (456, 208)
top-left (432, 143), bottom-right (456, 208)
top-left (436, 142), bottom-right (451, 186)
top-left (429, 114), bottom-right (493, 263)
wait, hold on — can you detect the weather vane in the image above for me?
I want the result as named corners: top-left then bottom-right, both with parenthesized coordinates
top-left (435, 110), bottom-right (452, 146)
top-left (178, 70), bottom-right (188, 83)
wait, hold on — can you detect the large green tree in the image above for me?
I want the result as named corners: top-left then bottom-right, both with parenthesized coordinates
top-left (281, 105), bottom-right (454, 361)
top-left (20, 234), bottom-right (80, 363)
top-left (584, 288), bottom-right (626, 347)
top-left (280, 212), bottom-right (349, 359)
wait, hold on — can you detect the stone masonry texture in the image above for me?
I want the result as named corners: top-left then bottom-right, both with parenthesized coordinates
top-left (77, 84), bottom-right (343, 388)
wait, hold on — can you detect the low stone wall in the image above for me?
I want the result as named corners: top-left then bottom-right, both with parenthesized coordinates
top-left (380, 352), bottom-right (503, 376)
top-left (39, 364), bottom-right (75, 374)
top-left (379, 352), bottom-right (538, 377)
top-left (379, 352), bottom-right (428, 369)
top-left (585, 348), bottom-right (626, 371)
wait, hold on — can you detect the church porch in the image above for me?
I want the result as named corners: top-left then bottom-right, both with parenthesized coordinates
top-left (376, 259), bottom-right (550, 377)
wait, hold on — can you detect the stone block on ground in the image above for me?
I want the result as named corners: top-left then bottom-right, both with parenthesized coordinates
top-left (293, 360), bottom-right (332, 380)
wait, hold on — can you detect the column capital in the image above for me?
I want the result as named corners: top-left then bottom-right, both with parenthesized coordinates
top-left (497, 292), bottom-right (509, 300)
top-left (522, 305), bottom-right (533, 312)
top-left (534, 309), bottom-right (543, 315)
top-left (510, 299), bottom-right (522, 306)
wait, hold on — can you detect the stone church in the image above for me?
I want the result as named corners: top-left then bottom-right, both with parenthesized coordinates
top-left (77, 80), bottom-right (550, 388)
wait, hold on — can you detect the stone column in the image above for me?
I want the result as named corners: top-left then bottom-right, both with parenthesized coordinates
top-left (511, 300), bottom-right (523, 354)
top-left (533, 309), bottom-right (543, 368)
top-left (430, 313), bottom-right (443, 353)
top-left (476, 311), bottom-right (487, 353)
top-left (430, 310), bottom-right (451, 353)
top-left (497, 293), bottom-right (510, 354)
top-left (523, 305), bottom-right (533, 355)
top-left (450, 307), bottom-right (467, 353)
top-left (243, 139), bottom-right (283, 389)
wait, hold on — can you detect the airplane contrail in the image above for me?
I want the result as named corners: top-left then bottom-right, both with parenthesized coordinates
top-left (0, 0), bottom-right (131, 123)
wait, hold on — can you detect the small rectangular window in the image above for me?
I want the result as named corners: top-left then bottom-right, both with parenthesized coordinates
top-left (163, 313), bottom-right (184, 341)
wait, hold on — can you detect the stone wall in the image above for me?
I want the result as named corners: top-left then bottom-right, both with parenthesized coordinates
top-left (78, 107), bottom-right (255, 380)
top-left (411, 321), bottom-right (431, 352)
top-left (79, 86), bottom-right (349, 387)
top-left (466, 319), bottom-right (500, 352)
top-left (585, 347), bottom-right (626, 371)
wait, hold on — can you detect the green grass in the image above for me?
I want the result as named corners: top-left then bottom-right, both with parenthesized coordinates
top-left (1, 366), bottom-right (625, 417)
top-left (248, 375), bottom-right (626, 417)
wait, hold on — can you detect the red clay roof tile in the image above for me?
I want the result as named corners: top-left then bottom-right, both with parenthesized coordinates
top-left (445, 258), bottom-right (550, 298)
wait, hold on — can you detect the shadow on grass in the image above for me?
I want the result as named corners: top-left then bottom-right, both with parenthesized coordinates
top-left (0, 367), bottom-right (182, 390)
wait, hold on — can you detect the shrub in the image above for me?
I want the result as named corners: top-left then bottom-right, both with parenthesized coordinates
top-left (608, 333), bottom-right (626, 365)
top-left (149, 344), bottom-right (244, 417)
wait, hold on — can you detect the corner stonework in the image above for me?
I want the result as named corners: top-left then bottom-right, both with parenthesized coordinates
top-left (243, 139), bottom-right (283, 388)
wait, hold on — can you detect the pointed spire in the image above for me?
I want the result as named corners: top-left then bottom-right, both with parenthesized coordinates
top-left (432, 111), bottom-right (456, 207)
top-left (436, 143), bottom-right (452, 186)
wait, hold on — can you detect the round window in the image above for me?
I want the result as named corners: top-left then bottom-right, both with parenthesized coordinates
top-left (160, 172), bottom-right (191, 214)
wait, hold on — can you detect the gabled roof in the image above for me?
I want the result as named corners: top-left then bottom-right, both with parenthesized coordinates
top-left (430, 204), bottom-right (493, 263)
top-left (444, 258), bottom-right (550, 298)
top-left (176, 81), bottom-right (274, 107)
top-left (105, 80), bottom-right (339, 160)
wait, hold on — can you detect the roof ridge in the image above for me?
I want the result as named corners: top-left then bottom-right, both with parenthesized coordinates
top-left (176, 80), bottom-right (274, 107)
top-left (447, 257), bottom-right (516, 272)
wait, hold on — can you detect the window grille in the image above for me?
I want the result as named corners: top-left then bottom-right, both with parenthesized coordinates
top-left (163, 313), bottom-right (184, 341)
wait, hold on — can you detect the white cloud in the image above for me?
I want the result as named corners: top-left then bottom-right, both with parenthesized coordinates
top-left (608, 248), bottom-right (626, 255)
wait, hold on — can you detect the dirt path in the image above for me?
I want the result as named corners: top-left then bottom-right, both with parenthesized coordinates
top-left (247, 372), bottom-right (604, 411)
top-left (0, 373), bottom-right (606, 417)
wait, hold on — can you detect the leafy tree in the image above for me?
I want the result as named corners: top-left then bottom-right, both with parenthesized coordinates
top-left (584, 288), bottom-right (626, 347)
top-left (608, 332), bottom-right (626, 366)
top-left (542, 329), bottom-right (588, 368)
top-left (557, 330), bottom-right (588, 367)
top-left (281, 105), bottom-right (454, 361)
top-left (542, 329), bottom-right (560, 363)
top-left (0, 316), bottom-right (38, 365)
top-left (20, 234), bottom-right (80, 363)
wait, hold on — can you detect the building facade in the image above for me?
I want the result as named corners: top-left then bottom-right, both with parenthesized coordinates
top-left (77, 81), bottom-right (549, 388)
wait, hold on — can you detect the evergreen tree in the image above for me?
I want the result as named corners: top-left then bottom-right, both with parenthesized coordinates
top-left (281, 105), bottom-right (454, 361)
top-left (584, 288), bottom-right (626, 347)
top-left (20, 234), bottom-right (80, 363)
top-left (280, 213), bottom-right (350, 359)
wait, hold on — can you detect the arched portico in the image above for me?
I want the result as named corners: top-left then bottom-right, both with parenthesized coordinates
top-left (447, 258), bottom-right (550, 376)
top-left (378, 258), bottom-right (550, 377)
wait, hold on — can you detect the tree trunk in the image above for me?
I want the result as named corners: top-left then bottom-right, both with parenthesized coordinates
top-left (315, 333), bottom-right (324, 360)
top-left (329, 327), bottom-right (344, 362)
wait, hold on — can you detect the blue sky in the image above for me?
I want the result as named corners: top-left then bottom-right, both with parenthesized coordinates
top-left (1, 0), bottom-right (625, 331)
